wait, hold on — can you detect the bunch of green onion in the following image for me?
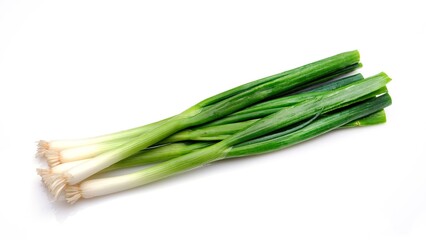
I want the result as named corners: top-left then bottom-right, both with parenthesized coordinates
top-left (36, 50), bottom-right (392, 204)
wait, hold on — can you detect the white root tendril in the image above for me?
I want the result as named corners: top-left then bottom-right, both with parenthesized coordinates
top-left (36, 140), bottom-right (49, 159)
top-left (36, 168), bottom-right (51, 182)
top-left (65, 186), bottom-right (82, 204)
top-left (41, 173), bottom-right (68, 201)
top-left (45, 150), bottom-right (62, 167)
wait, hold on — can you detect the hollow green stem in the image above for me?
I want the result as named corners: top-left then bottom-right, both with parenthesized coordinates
top-left (341, 110), bottom-right (386, 128)
top-left (229, 94), bottom-right (391, 157)
top-left (206, 73), bottom-right (364, 126)
top-left (220, 73), bottom-right (390, 147)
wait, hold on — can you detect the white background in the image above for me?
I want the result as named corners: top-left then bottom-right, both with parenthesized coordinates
top-left (1, 0), bottom-right (425, 239)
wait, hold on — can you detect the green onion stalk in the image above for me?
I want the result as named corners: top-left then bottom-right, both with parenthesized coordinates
top-left (64, 73), bottom-right (391, 203)
top-left (41, 51), bottom-right (361, 198)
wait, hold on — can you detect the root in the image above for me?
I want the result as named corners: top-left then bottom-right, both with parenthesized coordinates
top-left (42, 173), bottom-right (68, 201)
top-left (36, 140), bottom-right (49, 159)
top-left (45, 150), bottom-right (62, 167)
top-left (36, 168), bottom-right (51, 177)
top-left (65, 186), bottom-right (82, 204)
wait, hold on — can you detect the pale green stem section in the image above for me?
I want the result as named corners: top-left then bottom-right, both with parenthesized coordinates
top-left (101, 142), bottom-right (213, 172)
top-left (79, 144), bottom-right (230, 198)
top-left (66, 117), bottom-right (188, 184)
top-left (48, 118), bottom-right (171, 150)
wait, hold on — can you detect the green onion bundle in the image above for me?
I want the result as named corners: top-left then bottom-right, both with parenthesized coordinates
top-left (36, 50), bottom-right (392, 203)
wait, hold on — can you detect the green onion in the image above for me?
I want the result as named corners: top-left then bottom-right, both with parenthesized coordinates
top-left (42, 51), bottom-right (361, 198)
top-left (64, 73), bottom-right (391, 203)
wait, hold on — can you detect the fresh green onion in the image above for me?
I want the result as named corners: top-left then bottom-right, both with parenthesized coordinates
top-left (64, 73), bottom-right (390, 203)
top-left (66, 94), bottom-right (391, 203)
top-left (42, 51), bottom-right (361, 198)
